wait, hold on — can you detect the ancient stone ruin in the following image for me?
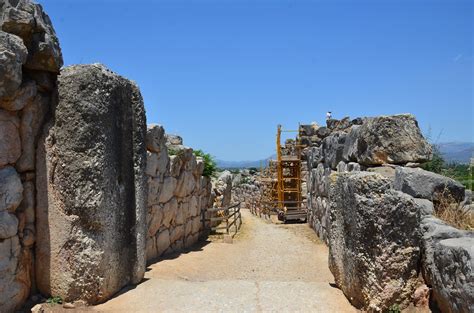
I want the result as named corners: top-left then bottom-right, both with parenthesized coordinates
top-left (304, 115), bottom-right (473, 312)
top-left (1, 0), bottom-right (62, 311)
top-left (145, 125), bottom-right (213, 262)
top-left (0, 1), bottom-right (472, 312)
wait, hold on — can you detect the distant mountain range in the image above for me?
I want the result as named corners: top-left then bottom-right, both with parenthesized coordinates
top-left (216, 155), bottom-right (276, 169)
top-left (216, 142), bottom-right (473, 169)
top-left (437, 142), bottom-right (474, 164)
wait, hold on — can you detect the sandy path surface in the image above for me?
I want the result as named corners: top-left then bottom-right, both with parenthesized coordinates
top-left (93, 209), bottom-right (356, 313)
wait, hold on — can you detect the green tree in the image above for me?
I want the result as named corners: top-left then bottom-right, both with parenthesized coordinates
top-left (193, 149), bottom-right (217, 177)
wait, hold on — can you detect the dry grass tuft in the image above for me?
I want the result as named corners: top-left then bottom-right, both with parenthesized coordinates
top-left (435, 188), bottom-right (474, 231)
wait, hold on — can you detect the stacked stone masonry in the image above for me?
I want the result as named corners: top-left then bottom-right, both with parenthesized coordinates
top-left (0, 0), bottom-right (62, 311)
top-left (145, 125), bottom-right (212, 263)
top-left (305, 115), bottom-right (473, 312)
top-left (0, 1), bottom-right (215, 311)
top-left (232, 170), bottom-right (261, 210)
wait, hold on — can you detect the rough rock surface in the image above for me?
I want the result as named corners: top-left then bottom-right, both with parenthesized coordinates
top-left (322, 131), bottom-right (347, 169)
top-left (0, 0), bottom-right (63, 72)
top-left (35, 64), bottom-right (147, 304)
top-left (421, 217), bottom-right (474, 313)
top-left (394, 167), bottom-right (466, 203)
top-left (349, 114), bottom-right (432, 165)
top-left (328, 172), bottom-right (421, 311)
top-left (145, 125), bottom-right (212, 263)
top-left (0, 110), bottom-right (21, 167)
top-left (0, 31), bottom-right (27, 101)
top-left (0, 165), bottom-right (23, 212)
top-left (0, 1), bottom-right (63, 311)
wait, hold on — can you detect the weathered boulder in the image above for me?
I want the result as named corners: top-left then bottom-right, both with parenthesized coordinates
top-left (146, 124), bottom-right (165, 153)
top-left (1, 80), bottom-right (37, 113)
top-left (35, 64), bottom-right (147, 304)
top-left (0, 165), bottom-right (23, 212)
top-left (0, 0), bottom-right (63, 72)
top-left (165, 134), bottom-right (183, 146)
top-left (175, 171), bottom-right (196, 198)
top-left (16, 91), bottom-right (50, 172)
top-left (162, 198), bottom-right (177, 228)
top-left (394, 167), bottom-right (465, 203)
top-left (0, 210), bottom-right (18, 239)
top-left (349, 114), bottom-right (432, 165)
top-left (326, 118), bottom-right (339, 130)
top-left (413, 198), bottom-right (434, 217)
top-left (147, 205), bottom-right (163, 238)
top-left (159, 177), bottom-right (177, 203)
top-left (328, 172), bottom-right (421, 311)
top-left (299, 124), bottom-right (318, 137)
top-left (342, 125), bottom-right (360, 162)
top-left (322, 131), bottom-right (347, 169)
top-left (0, 235), bottom-right (26, 313)
top-left (0, 110), bottom-right (21, 167)
top-left (0, 31), bottom-right (27, 102)
top-left (316, 126), bottom-right (331, 139)
top-left (421, 217), bottom-right (474, 313)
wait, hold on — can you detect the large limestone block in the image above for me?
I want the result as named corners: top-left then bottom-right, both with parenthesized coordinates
top-left (328, 172), bottom-right (421, 311)
top-left (0, 110), bottom-right (21, 166)
top-left (162, 198), bottom-right (177, 228)
top-left (1, 80), bottom-right (37, 113)
top-left (169, 225), bottom-right (184, 244)
top-left (0, 31), bottom-right (27, 102)
top-left (16, 91), bottom-right (50, 172)
top-left (348, 114), bottom-right (432, 165)
top-left (175, 171), bottom-right (196, 198)
top-left (159, 177), bottom-right (177, 203)
top-left (0, 235), bottom-right (26, 313)
top-left (421, 217), bottom-right (474, 313)
top-left (35, 64), bottom-right (147, 304)
top-left (0, 0), bottom-right (63, 72)
top-left (0, 210), bottom-right (18, 239)
top-left (147, 205), bottom-right (163, 238)
top-left (146, 124), bottom-right (165, 153)
top-left (322, 131), bottom-right (347, 169)
top-left (17, 180), bottom-right (35, 247)
top-left (0, 165), bottom-right (23, 212)
top-left (394, 167), bottom-right (465, 203)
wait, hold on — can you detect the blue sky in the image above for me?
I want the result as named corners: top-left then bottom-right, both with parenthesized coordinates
top-left (40, 0), bottom-right (473, 161)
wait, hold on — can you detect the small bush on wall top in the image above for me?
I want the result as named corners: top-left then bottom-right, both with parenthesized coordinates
top-left (193, 149), bottom-right (217, 177)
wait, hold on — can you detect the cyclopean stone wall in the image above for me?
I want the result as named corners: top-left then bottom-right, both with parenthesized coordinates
top-left (304, 114), bottom-right (473, 312)
top-left (35, 64), bottom-right (147, 304)
top-left (232, 170), bottom-right (261, 210)
top-left (145, 125), bottom-right (213, 263)
top-left (0, 0), bottom-right (62, 311)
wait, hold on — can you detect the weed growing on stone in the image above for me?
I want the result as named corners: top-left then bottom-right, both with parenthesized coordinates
top-left (46, 296), bottom-right (63, 305)
top-left (435, 188), bottom-right (474, 230)
top-left (193, 149), bottom-right (217, 177)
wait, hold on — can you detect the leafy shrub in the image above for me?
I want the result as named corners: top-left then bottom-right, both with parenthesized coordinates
top-left (388, 304), bottom-right (401, 313)
top-left (193, 149), bottom-right (217, 177)
top-left (47, 296), bottom-right (63, 305)
top-left (422, 145), bottom-right (473, 191)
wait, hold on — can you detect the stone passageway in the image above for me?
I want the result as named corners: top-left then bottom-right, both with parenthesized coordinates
top-left (93, 210), bottom-right (356, 312)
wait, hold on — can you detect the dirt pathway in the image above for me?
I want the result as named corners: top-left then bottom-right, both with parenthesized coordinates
top-left (93, 209), bottom-right (356, 313)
